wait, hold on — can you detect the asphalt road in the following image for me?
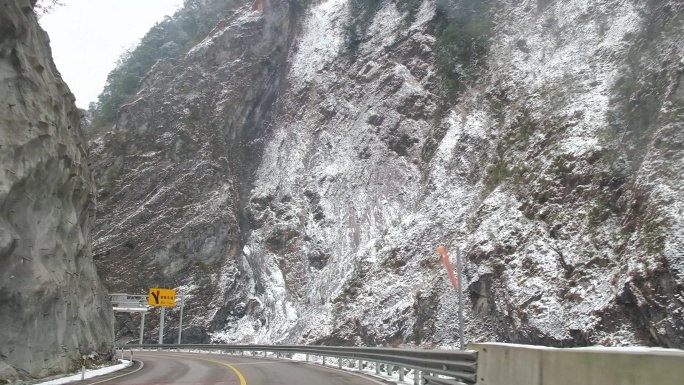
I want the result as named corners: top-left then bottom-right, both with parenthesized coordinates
top-left (87, 352), bottom-right (385, 385)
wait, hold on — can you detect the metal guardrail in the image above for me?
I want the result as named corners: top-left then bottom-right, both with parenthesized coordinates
top-left (117, 344), bottom-right (477, 384)
top-left (109, 294), bottom-right (149, 312)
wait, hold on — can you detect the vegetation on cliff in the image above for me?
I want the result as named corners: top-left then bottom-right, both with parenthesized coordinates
top-left (87, 0), bottom-right (240, 135)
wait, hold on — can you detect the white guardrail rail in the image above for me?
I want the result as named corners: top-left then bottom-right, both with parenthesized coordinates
top-left (117, 344), bottom-right (478, 385)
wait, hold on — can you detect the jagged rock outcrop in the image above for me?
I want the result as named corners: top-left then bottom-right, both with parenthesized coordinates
top-left (93, 0), bottom-right (683, 349)
top-left (0, 0), bottom-right (114, 380)
top-left (90, 0), bottom-right (290, 342)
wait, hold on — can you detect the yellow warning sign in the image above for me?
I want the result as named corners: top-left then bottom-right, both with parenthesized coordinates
top-left (148, 288), bottom-right (176, 307)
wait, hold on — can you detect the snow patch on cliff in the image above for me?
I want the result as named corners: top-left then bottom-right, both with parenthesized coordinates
top-left (289, 0), bottom-right (348, 85)
top-left (363, 2), bottom-right (403, 53)
top-left (490, 0), bottom-right (641, 159)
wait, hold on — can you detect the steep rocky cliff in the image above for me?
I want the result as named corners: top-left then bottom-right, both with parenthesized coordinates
top-left (92, 0), bottom-right (684, 348)
top-left (90, 0), bottom-right (291, 342)
top-left (0, 0), bottom-right (114, 380)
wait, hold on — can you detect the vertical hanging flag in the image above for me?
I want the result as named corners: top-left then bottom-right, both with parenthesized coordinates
top-left (437, 245), bottom-right (460, 290)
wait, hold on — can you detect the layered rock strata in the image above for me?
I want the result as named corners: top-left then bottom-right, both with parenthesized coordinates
top-left (94, 0), bottom-right (684, 348)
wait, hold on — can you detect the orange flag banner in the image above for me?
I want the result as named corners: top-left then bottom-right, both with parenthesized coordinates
top-left (437, 246), bottom-right (460, 290)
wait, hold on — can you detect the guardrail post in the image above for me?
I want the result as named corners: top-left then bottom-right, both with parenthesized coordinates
top-left (305, 354), bottom-right (309, 362)
top-left (398, 367), bottom-right (404, 381)
top-left (358, 359), bottom-right (362, 371)
top-left (322, 356), bottom-right (326, 366)
top-left (375, 362), bottom-right (380, 375)
top-left (413, 369), bottom-right (421, 385)
top-left (80, 355), bottom-right (86, 380)
top-left (338, 358), bottom-right (342, 369)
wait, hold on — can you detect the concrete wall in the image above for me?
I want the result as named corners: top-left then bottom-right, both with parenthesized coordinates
top-left (469, 343), bottom-right (684, 385)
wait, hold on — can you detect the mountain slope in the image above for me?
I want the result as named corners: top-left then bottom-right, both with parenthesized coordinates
top-left (92, 0), bottom-right (684, 348)
top-left (90, 0), bottom-right (291, 342)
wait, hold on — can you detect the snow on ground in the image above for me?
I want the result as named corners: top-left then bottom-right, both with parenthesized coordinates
top-left (36, 360), bottom-right (130, 385)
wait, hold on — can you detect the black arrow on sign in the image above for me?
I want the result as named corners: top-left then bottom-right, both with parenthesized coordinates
top-left (151, 290), bottom-right (159, 305)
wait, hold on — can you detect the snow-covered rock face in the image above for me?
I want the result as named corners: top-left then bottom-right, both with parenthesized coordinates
top-left (90, 0), bottom-right (292, 342)
top-left (0, 0), bottom-right (114, 380)
top-left (94, 0), bottom-right (683, 348)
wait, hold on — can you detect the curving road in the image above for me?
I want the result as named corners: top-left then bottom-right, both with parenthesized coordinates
top-left (83, 352), bottom-right (384, 385)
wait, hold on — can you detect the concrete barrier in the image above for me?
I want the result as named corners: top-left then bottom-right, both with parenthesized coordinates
top-left (469, 343), bottom-right (684, 385)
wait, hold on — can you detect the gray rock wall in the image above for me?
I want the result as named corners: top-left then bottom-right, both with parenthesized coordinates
top-left (0, 0), bottom-right (114, 380)
top-left (92, 0), bottom-right (683, 349)
top-left (89, 0), bottom-right (290, 342)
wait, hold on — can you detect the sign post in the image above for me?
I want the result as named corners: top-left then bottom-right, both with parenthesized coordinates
top-left (148, 288), bottom-right (176, 344)
top-left (109, 294), bottom-right (149, 346)
top-left (456, 247), bottom-right (465, 351)
top-left (178, 294), bottom-right (184, 344)
top-left (159, 307), bottom-right (165, 344)
top-left (437, 245), bottom-right (465, 350)
top-left (139, 311), bottom-right (145, 344)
